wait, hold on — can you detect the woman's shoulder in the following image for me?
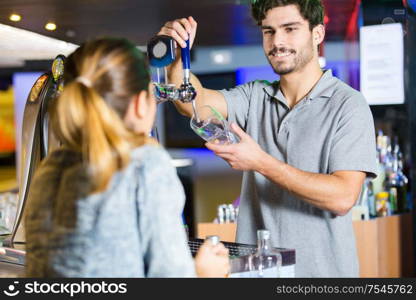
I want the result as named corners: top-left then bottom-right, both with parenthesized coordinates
top-left (29, 148), bottom-right (85, 189)
top-left (130, 142), bottom-right (173, 169)
top-left (127, 143), bottom-right (183, 192)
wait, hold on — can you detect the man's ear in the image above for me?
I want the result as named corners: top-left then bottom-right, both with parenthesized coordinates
top-left (313, 24), bottom-right (325, 46)
top-left (134, 90), bottom-right (149, 118)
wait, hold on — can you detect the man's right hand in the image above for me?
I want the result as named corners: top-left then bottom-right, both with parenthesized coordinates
top-left (155, 16), bottom-right (228, 120)
top-left (158, 16), bottom-right (198, 49)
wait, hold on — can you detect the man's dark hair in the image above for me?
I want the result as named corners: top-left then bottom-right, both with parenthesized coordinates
top-left (251, 0), bottom-right (324, 30)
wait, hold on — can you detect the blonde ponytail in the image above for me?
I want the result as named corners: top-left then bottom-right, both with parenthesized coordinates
top-left (54, 81), bottom-right (146, 193)
top-left (52, 38), bottom-right (152, 193)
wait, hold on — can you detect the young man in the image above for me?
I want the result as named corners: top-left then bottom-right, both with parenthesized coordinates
top-left (158, 0), bottom-right (377, 277)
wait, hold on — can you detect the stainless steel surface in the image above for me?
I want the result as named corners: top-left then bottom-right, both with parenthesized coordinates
top-left (178, 83), bottom-right (197, 103)
top-left (5, 57), bottom-right (63, 246)
top-left (0, 245), bottom-right (25, 277)
top-left (5, 74), bottom-right (52, 246)
top-left (0, 262), bottom-right (25, 277)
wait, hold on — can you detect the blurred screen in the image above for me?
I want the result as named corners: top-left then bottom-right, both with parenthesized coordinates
top-left (236, 65), bottom-right (278, 85)
top-left (0, 79), bottom-right (15, 156)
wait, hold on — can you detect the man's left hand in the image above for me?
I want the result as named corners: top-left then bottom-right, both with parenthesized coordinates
top-left (205, 123), bottom-right (267, 171)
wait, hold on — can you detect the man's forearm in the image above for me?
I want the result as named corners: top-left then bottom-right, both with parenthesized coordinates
top-left (256, 153), bottom-right (364, 216)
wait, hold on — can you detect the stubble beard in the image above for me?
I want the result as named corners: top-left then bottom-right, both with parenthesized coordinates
top-left (268, 38), bottom-right (315, 76)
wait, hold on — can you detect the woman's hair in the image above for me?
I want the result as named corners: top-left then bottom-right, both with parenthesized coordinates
top-left (52, 37), bottom-right (151, 193)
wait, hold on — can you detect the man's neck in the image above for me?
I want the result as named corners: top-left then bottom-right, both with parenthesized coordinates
top-left (279, 63), bottom-right (324, 108)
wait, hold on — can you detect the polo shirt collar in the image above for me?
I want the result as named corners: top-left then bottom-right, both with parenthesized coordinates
top-left (263, 69), bottom-right (337, 102)
top-left (308, 69), bottom-right (337, 99)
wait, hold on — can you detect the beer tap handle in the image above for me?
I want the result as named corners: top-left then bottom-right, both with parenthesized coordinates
top-left (178, 39), bottom-right (197, 103)
top-left (181, 39), bottom-right (191, 83)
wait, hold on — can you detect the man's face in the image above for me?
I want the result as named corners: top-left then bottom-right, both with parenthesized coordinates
top-left (261, 5), bottom-right (322, 75)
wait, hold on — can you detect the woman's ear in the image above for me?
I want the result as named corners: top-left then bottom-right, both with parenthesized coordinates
top-left (133, 90), bottom-right (149, 118)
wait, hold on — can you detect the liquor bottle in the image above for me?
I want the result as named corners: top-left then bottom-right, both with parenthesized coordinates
top-left (384, 142), bottom-right (394, 177)
top-left (376, 192), bottom-right (389, 217)
top-left (216, 205), bottom-right (225, 223)
top-left (396, 149), bottom-right (408, 213)
top-left (385, 142), bottom-right (408, 214)
top-left (386, 143), bottom-right (397, 213)
top-left (372, 131), bottom-right (387, 196)
top-left (248, 229), bottom-right (282, 278)
top-left (376, 130), bottom-right (384, 157)
top-left (367, 180), bottom-right (376, 218)
top-left (388, 186), bottom-right (398, 214)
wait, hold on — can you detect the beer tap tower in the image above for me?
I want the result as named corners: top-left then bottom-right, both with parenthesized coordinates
top-left (2, 56), bottom-right (65, 248)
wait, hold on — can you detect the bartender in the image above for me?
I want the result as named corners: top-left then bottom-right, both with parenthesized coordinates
top-left (157, 0), bottom-right (377, 277)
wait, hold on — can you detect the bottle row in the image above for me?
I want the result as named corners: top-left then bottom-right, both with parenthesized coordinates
top-left (214, 204), bottom-right (238, 223)
top-left (358, 130), bottom-right (411, 218)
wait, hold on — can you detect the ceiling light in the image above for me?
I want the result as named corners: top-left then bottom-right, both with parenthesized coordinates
top-left (9, 14), bottom-right (22, 22)
top-left (45, 22), bottom-right (57, 31)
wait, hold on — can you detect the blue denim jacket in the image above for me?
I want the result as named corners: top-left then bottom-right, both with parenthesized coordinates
top-left (25, 144), bottom-right (195, 277)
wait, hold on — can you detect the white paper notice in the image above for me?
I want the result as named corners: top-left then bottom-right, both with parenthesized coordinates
top-left (360, 23), bottom-right (404, 105)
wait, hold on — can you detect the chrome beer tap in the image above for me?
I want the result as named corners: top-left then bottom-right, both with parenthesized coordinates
top-left (147, 35), bottom-right (197, 107)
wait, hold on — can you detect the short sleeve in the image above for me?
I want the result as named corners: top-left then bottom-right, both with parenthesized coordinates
top-left (136, 145), bottom-right (196, 277)
top-left (328, 94), bottom-right (378, 178)
top-left (219, 82), bottom-right (254, 129)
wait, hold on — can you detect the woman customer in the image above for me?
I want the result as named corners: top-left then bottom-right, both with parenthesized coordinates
top-left (24, 37), bottom-right (229, 277)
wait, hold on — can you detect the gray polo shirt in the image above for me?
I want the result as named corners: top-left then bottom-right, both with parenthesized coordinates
top-left (219, 70), bottom-right (377, 277)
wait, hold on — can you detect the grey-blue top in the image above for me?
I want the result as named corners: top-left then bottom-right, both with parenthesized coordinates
top-left (25, 144), bottom-right (196, 277)
top-left (220, 70), bottom-right (377, 277)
